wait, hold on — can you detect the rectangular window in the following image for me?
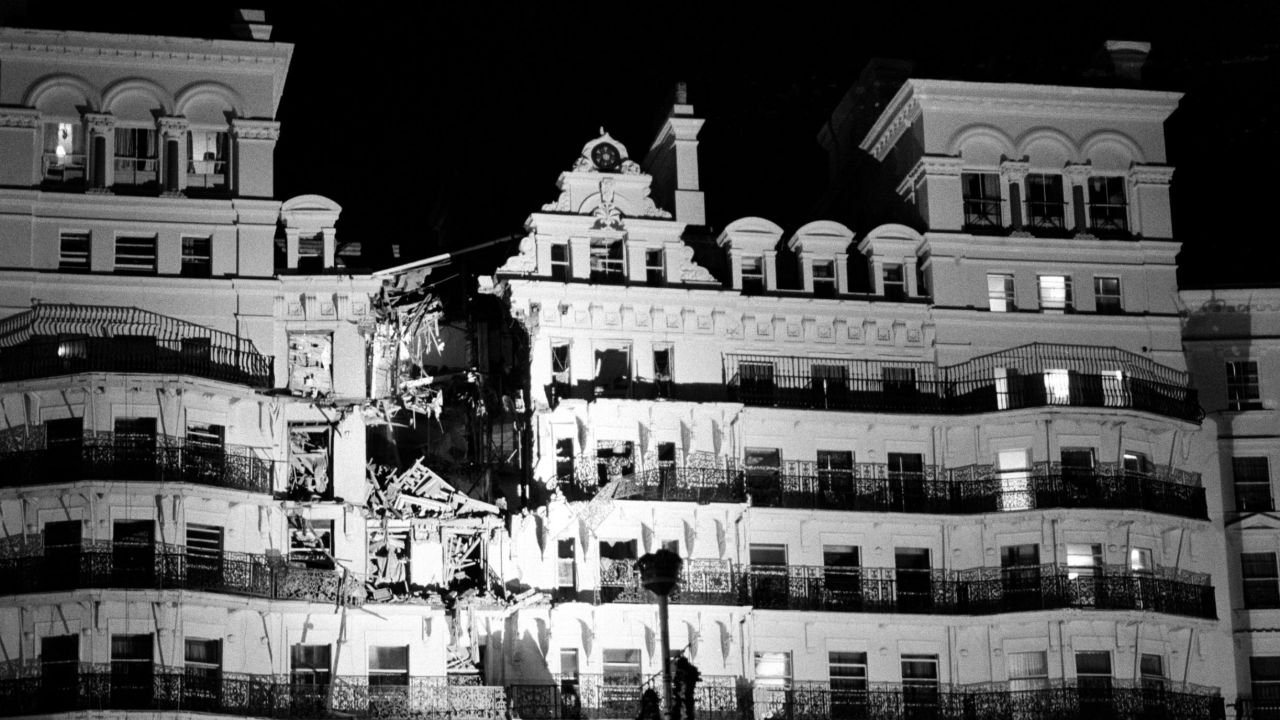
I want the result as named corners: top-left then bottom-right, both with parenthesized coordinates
top-left (1227, 361), bottom-right (1263, 411)
top-left (186, 130), bottom-right (228, 189)
top-left (744, 448), bottom-right (782, 504)
top-left (1067, 543), bottom-right (1103, 579)
top-left (1042, 369), bottom-right (1071, 405)
top-left (895, 548), bottom-right (932, 610)
top-left (289, 517), bottom-right (334, 569)
top-left (115, 235), bottom-right (157, 274)
top-left (882, 366), bottom-right (917, 394)
top-left (287, 332), bottom-right (334, 397)
top-left (829, 651), bottom-right (867, 716)
top-left (645, 248), bottom-right (665, 284)
top-left (181, 236), bottom-right (212, 277)
top-left (1251, 657), bottom-right (1280, 708)
top-left (602, 649), bottom-right (641, 684)
top-left (288, 423), bottom-right (332, 500)
top-left (1235, 457), bottom-right (1273, 512)
top-left (1008, 651), bottom-right (1049, 691)
top-left (741, 256), bottom-right (764, 293)
top-left (653, 346), bottom-right (673, 398)
top-left (1129, 547), bottom-right (1154, 574)
top-left (750, 543), bottom-right (787, 566)
top-left (291, 644), bottom-right (332, 687)
top-left (754, 651), bottom-right (791, 689)
top-left (1037, 275), bottom-right (1072, 312)
top-left (114, 127), bottom-right (158, 184)
top-left (1140, 654), bottom-right (1165, 688)
top-left (550, 243), bottom-right (570, 281)
top-left (817, 450), bottom-right (854, 494)
top-left (43, 121), bottom-right (85, 182)
top-left (1075, 651), bottom-right (1112, 686)
top-left (996, 449), bottom-right (1032, 512)
top-left (883, 263), bottom-right (906, 300)
top-left (987, 273), bottom-right (1015, 312)
top-left (1026, 173), bottom-right (1065, 230)
top-left (560, 648), bottom-right (580, 678)
top-left (1094, 276), bottom-right (1122, 314)
top-left (1088, 176), bottom-right (1128, 233)
top-left (184, 638), bottom-right (222, 692)
top-left (557, 539), bottom-right (576, 588)
top-left (593, 343), bottom-right (632, 398)
top-left (185, 523), bottom-right (224, 583)
top-left (555, 437), bottom-right (575, 483)
top-left (41, 634), bottom-right (79, 696)
top-left (589, 238), bottom-right (625, 281)
top-left (111, 633), bottom-right (154, 705)
top-left (551, 340), bottom-right (572, 388)
top-left (59, 231), bottom-right (91, 271)
top-left (739, 361), bottom-right (775, 400)
top-left (823, 544), bottom-right (860, 595)
top-left (962, 172), bottom-right (1002, 228)
top-left (812, 260), bottom-right (837, 297)
top-left (888, 453), bottom-right (926, 510)
top-left (368, 646), bottom-right (409, 687)
top-left (901, 654), bottom-right (940, 716)
top-left (1244, 553), bottom-right (1280, 608)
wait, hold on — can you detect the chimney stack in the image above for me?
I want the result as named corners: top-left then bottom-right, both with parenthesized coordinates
top-left (231, 9), bottom-right (273, 41)
top-left (641, 82), bottom-right (706, 226)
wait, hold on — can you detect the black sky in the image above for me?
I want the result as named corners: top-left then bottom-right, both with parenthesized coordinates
top-left (12, 1), bottom-right (1280, 287)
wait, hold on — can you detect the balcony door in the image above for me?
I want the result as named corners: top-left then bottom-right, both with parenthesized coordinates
top-left (113, 417), bottom-right (156, 480)
top-left (112, 520), bottom-right (155, 588)
top-left (1000, 544), bottom-right (1042, 611)
top-left (110, 634), bottom-right (154, 708)
top-left (749, 544), bottom-right (789, 610)
top-left (888, 453), bottom-right (925, 511)
top-left (744, 448), bottom-right (782, 507)
top-left (45, 417), bottom-right (84, 478)
top-left (290, 644), bottom-right (332, 716)
top-left (895, 548), bottom-right (933, 612)
top-left (185, 524), bottom-right (224, 590)
top-left (43, 520), bottom-right (82, 591)
top-left (183, 638), bottom-right (222, 711)
top-left (1060, 448), bottom-right (1096, 502)
top-left (997, 449), bottom-right (1033, 512)
top-left (1074, 651), bottom-right (1113, 718)
top-left (40, 634), bottom-right (79, 711)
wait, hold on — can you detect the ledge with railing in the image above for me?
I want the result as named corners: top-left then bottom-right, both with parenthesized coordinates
top-left (593, 558), bottom-right (1216, 619)
top-left (556, 458), bottom-right (1207, 521)
top-left (0, 664), bottom-right (506, 719)
top-left (0, 429), bottom-right (274, 494)
top-left (0, 539), bottom-right (363, 606)
top-left (42, 152), bottom-right (87, 184)
top-left (725, 343), bottom-right (1202, 423)
top-left (507, 675), bottom-right (1223, 720)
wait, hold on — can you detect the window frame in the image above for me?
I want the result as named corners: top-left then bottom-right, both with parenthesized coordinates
top-left (1037, 274), bottom-right (1073, 313)
top-left (1227, 360), bottom-right (1263, 411)
top-left (1093, 276), bottom-right (1122, 314)
top-left (1234, 456), bottom-right (1273, 512)
top-left (1243, 552), bottom-right (1280, 609)
top-left (962, 171), bottom-right (1003, 229)
top-left (181, 235), bottom-right (213, 278)
top-left (59, 231), bottom-right (91, 272)
top-left (1025, 173), bottom-right (1066, 230)
top-left (740, 255), bottom-right (765, 293)
top-left (1087, 175), bottom-right (1129, 233)
top-left (987, 273), bottom-right (1015, 312)
top-left (644, 247), bottom-right (665, 285)
top-left (812, 259), bottom-right (837, 298)
top-left (114, 234), bottom-right (158, 275)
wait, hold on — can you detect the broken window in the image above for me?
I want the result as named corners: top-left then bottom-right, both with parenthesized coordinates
top-left (288, 423), bottom-right (332, 499)
top-left (369, 528), bottom-right (410, 592)
top-left (555, 437), bottom-right (576, 483)
top-left (557, 538), bottom-right (576, 589)
top-left (369, 646), bottom-right (409, 689)
top-left (653, 346), bottom-right (673, 398)
top-left (589, 238), bottom-right (625, 281)
top-left (551, 341), bottom-right (572, 389)
top-left (289, 517), bottom-right (334, 570)
top-left (596, 440), bottom-right (635, 487)
top-left (288, 332), bottom-right (333, 397)
top-left (594, 343), bottom-right (631, 398)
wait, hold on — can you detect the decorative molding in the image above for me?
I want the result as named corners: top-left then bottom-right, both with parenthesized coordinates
top-left (495, 233), bottom-right (537, 275)
top-left (541, 190), bottom-right (570, 212)
top-left (230, 119), bottom-right (280, 141)
top-left (591, 178), bottom-right (624, 230)
top-left (865, 96), bottom-right (920, 161)
top-left (158, 116), bottom-right (189, 137)
top-left (998, 159), bottom-right (1029, 179)
top-left (1129, 165), bottom-right (1175, 185)
top-left (0, 108), bottom-right (39, 128)
top-left (0, 39), bottom-right (290, 70)
top-left (1061, 163), bottom-right (1092, 182)
top-left (84, 112), bottom-right (115, 132)
top-left (674, 245), bottom-right (717, 284)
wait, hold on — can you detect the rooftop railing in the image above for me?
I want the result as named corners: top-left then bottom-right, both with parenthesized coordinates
top-left (556, 458), bottom-right (1207, 520)
top-left (0, 540), bottom-right (363, 606)
top-left (725, 343), bottom-right (1201, 422)
top-left (507, 676), bottom-right (1224, 720)
top-left (594, 558), bottom-right (1216, 619)
top-left (0, 664), bottom-right (506, 719)
top-left (0, 430), bottom-right (274, 494)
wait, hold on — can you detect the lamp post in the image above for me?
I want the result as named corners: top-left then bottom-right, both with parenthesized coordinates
top-left (637, 549), bottom-right (683, 720)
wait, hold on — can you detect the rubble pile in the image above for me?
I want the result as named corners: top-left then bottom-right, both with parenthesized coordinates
top-left (366, 458), bottom-right (500, 520)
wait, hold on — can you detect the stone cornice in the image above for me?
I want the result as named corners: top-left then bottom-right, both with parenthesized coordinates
top-left (0, 29), bottom-right (291, 70)
top-left (0, 108), bottom-right (40, 128)
top-left (921, 232), bottom-right (1181, 264)
top-left (999, 159), bottom-right (1029, 179)
top-left (860, 90), bottom-right (920, 161)
top-left (84, 112), bottom-right (115, 131)
top-left (1180, 289), bottom-right (1280, 315)
top-left (158, 116), bottom-right (189, 136)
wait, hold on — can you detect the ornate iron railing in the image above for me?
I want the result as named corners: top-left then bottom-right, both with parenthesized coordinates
top-left (725, 343), bottom-right (1200, 422)
top-left (1238, 697), bottom-right (1280, 720)
top-left (0, 429), bottom-right (274, 493)
top-left (0, 540), bottom-right (364, 606)
top-left (506, 676), bottom-right (1222, 720)
top-left (0, 664), bottom-right (506, 719)
top-left (556, 457), bottom-right (1206, 520)
top-left (592, 559), bottom-right (1215, 619)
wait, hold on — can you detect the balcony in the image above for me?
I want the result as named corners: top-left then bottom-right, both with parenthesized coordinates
top-left (507, 676), bottom-right (1223, 720)
top-left (725, 343), bottom-right (1201, 422)
top-left (42, 152), bottom-right (87, 186)
top-left (0, 304), bottom-right (274, 388)
top-left (0, 665), bottom-right (506, 719)
top-left (0, 540), bottom-right (363, 605)
top-left (592, 559), bottom-right (1216, 619)
top-left (555, 458), bottom-right (1206, 521)
top-left (0, 430), bottom-right (274, 494)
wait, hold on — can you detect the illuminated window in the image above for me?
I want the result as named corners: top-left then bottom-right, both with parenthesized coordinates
top-left (1043, 369), bottom-right (1071, 405)
top-left (186, 130), bottom-right (228, 189)
top-left (43, 122), bottom-right (85, 181)
top-left (987, 274), bottom-right (1015, 312)
top-left (1037, 275), bottom-right (1072, 312)
top-left (368, 646), bottom-right (409, 688)
top-left (996, 449), bottom-right (1032, 511)
top-left (1129, 547), bottom-right (1153, 574)
top-left (1008, 651), bottom-right (1048, 691)
top-left (1066, 543), bottom-right (1102, 579)
top-left (754, 651), bottom-right (791, 689)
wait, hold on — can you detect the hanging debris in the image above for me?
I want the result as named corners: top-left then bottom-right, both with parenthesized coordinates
top-left (367, 458), bottom-right (500, 520)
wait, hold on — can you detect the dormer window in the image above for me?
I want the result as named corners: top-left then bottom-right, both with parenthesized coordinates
top-left (550, 243), bottom-right (570, 281)
top-left (741, 256), bottom-right (765, 294)
top-left (589, 238), bottom-right (625, 282)
top-left (1087, 176), bottom-right (1128, 233)
top-left (883, 264), bottom-right (906, 300)
top-left (114, 127), bottom-right (158, 187)
top-left (1026, 174), bottom-right (1065, 230)
top-left (962, 172), bottom-right (1002, 229)
top-left (43, 122), bottom-right (85, 183)
top-left (813, 260), bottom-right (837, 298)
top-left (645, 248), bottom-right (665, 285)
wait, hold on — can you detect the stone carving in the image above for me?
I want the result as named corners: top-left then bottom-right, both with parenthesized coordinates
top-left (0, 110), bottom-right (39, 129)
top-left (637, 185), bottom-right (673, 219)
top-left (621, 160), bottom-right (642, 175)
top-left (541, 189), bottom-right (571, 212)
top-left (592, 178), bottom-right (624, 230)
top-left (674, 245), bottom-right (717, 284)
top-left (231, 120), bottom-right (281, 141)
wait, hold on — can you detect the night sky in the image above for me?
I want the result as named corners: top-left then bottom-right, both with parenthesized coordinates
top-left (11, 2), bottom-right (1280, 287)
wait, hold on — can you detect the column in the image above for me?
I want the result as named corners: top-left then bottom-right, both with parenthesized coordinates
top-left (999, 160), bottom-right (1029, 233)
top-left (1063, 164), bottom-right (1092, 237)
top-left (158, 117), bottom-right (189, 196)
top-left (84, 112), bottom-right (115, 192)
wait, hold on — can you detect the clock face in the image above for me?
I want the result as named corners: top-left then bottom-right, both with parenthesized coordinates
top-left (591, 142), bottom-right (620, 172)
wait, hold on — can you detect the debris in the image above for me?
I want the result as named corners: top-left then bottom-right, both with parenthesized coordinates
top-left (367, 458), bottom-right (500, 521)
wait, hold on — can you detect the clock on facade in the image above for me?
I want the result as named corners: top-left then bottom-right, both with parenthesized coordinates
top-left (591, 142), bottom-right (621, 172)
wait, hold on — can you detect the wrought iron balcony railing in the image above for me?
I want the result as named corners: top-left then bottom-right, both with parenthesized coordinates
top-left (725, 343), bottom-right (1201, 422)
top-left (0, 430), bottom-right (274, 494)
top-left (0, 304), bottom-right (273, 387)
top-left (506, 676), bottom-right (1224, 720)
top-left (556, 458), bottom-right (1207, 520)
top-left (0, 540), bottom-right (363, 606)
top-left (1238, 697), bottom-right (1280, 720)
top-left (594, 558), bottom-right (1216, 619)
top-left (0, 664), bottom-right (506, 719)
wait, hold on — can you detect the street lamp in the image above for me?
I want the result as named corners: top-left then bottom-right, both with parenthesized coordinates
top-left (637, 549), bottom-right (683, 720)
